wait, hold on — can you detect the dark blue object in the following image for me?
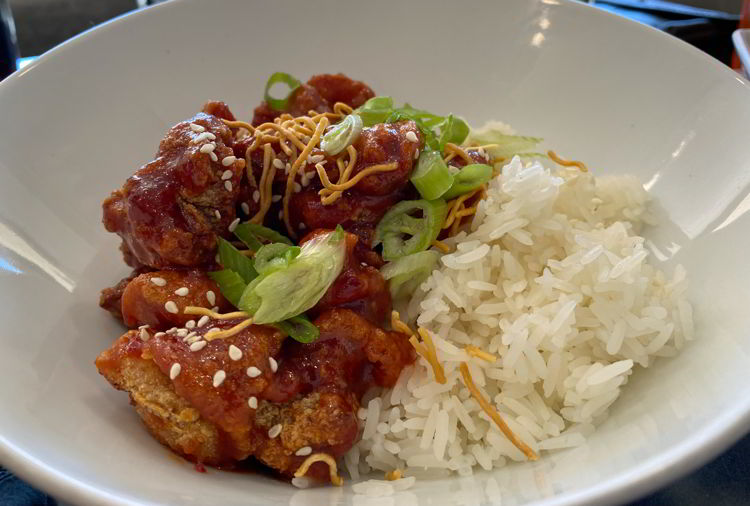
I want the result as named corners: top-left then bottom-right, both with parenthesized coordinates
top-left (0, 0), bottom-right (17, 80)
top-left (0, 467), bottom-right (56, 506)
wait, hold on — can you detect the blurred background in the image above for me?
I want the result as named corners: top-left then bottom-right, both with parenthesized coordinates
top-left (0, 0), bottom-right (749, 505)
top-left (1, 0), bottom-right (749, 80)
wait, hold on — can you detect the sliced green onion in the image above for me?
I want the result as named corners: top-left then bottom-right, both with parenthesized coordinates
top-left (253, 243), bottom-right (300, 275)
top-left (217, 237), bottom-right (258, 283)
top-left (321, 114), bottom-right (363, 155)
top-left (356, 96), bottom-right (394, 126)
top-left (410, 150), bottom-right (454, 200)
top-left (397, 103), bottom-right (444, 127)
top-left (386, 110), bottom-right (439, 151)
top-left (263, 72), bottom-right (302, 111)
top-left (437, 114), bottom-right (470, 150)
top-left (207, 269), bottom-right (246, 307)
top-left (374, 199), bottom-right (447, 261)
top-left (234, 223), bottom-right (293, 248)
top-left (238, 227), bottom-right (347, 324)
top-left (233, 225), bottom-right (263, 252)
top-left (273, 315), bottom-right (319, 344)
top-left (465, 123), bottom-right (543, 160)
top-left (380, 250), bottom-right (440, 301)
top-left (442, 164), bottom-right (492, 200)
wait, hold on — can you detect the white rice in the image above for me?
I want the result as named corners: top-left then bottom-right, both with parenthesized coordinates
top-left (347, 155), bottom-right (693, 481)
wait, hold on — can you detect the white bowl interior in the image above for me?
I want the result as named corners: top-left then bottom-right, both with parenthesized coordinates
top-left (1, 0), bottom-right (750, 504)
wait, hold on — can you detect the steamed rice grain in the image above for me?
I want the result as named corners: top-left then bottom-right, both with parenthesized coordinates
top-left (346, 155), bottom-right (692, 480)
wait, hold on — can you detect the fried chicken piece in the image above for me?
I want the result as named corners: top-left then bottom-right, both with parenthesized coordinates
top-left (251, 73), bottom-right (375, 126)
top-left (96, 332), bottom-right (223, 465)
top-left (99, 267), bottom-right (152, 321)
top-left (97, 310), bottom-right (413, 477)
top-left (285, 121), bottom-right (421, 247)
top-left (252, 392), bottom-right (359, 480)
top-left (120, 269), bottom-right (233, 329)
top-left (306, 230), bottom-right (391, 324)
top-left (102, 112), bottom-right (244, 268)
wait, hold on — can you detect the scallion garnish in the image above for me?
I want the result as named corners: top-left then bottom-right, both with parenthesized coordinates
top-left (263, 72), bottom-right (302, 111)
top-left (237, 227), bottom-right (347, 324)
top-left (321, 114), bottom-right (363, 155)
top-left (217, 237), bottom-right (258, 283)
top-left (410, 150), bottom-right (454, 200)
top-left (465, 124), bottom-right (543, 160)
top-left (442, 163), bottom-right (492, 200)
top-left (207, 269), bottom-right (247, 307)
top-left (374, 199), bottom-right (447, 261)
top-left (234, 223), bottom-right (293, 251)
top-left (356, 96), bottom-right (394, 126)
top-left (437, 114), bottom-right (469, 151)
top-left (380, 250), bottom-right (440, 301)
top-left (273, 315), bottom-right (319, 344)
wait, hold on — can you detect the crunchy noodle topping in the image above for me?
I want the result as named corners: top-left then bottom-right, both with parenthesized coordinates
top-left (294, 453), bottom-right (343, 486)
top-left (459, 362), bottom-right (538, 461)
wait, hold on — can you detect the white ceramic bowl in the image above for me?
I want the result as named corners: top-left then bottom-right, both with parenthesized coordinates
top-left (2, 0), bottom-right (750, 504)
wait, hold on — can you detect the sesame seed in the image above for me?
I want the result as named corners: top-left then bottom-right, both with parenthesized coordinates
top-left (176, 329), bottom-right (189, 338)
top-left (209, 152), bottom-right (218, 162)
top-left (228, 218), bottom-right (240, 232)
top-left (189, 123), bottom-right (205, 133)
top-left (278, 210), bottom-right (283, 220)
top-left (293, 182), bottom-right (301, 193)
top-left (246, 366), bottom-right (261, 378)
top-left (192, 132), bottom-right (212, 143)
top-left (272, 158), bottom-right (284, 169)
top-left (414, 149), bottom-right (420, 160)
top-left (166, 327), bottom-right (178, 334)
top-left (252, 190), bottom-right (260, 203)
top-left (215, 253), bottom-right (221, 264)
top-left (248, 396), bottom-right (258, 409)
top-left (197, 315), bottom-right (210, 327)
top-left (268, 424), bottom-right (282, 438)
top-left (190, 340), bottom-right (207, 352)
top-left (224, 180), bottom-right (233, 192)
top-left (150, 277), bottom-right (167, 287)
top-left (360, 262), bottom-right (368, 267)
top-left (228, 345), bottom-right (243, 361)
top-left (185, 320), bottom-right (196, 329)
top-left (206, 290), bottom-right (216, 306)
top-left (405, 131), bottom-right (419, 143)
top-left (292, 477), bottom-right (311, 489)
top-left (285, 163), bottom-right (292, 173)
top-left (164, 301), bottom-right (178, 314)
top-left (221, 169), bottom-right (233, 180)
top-left (184, 331), bottom-right (197, 340)
top-left (211, 306), bottom-right (219, 312)
top-left (138, 324), bottom-right (150, 330)
top-left (155, 332), bottom-right (166, 338)
top-left (206, 132), bottom-right (216, 140)
top-left (139, 328), bottom-right (150, 342)
top-left (298, 222), bottom-right (306, 230)
top-left (241, 202), bottom-right (250, 215)
top-left (295, 446), bottom-right (312, 457)
top-left (269, 357), bottom-right (278, 373)
top-left (186, 335), bottom-right (202, 345)
top-left (301, 177), bottom-right (310, 188)
top-left (174, 287), bottom-right (189, 297)
top-left (271, 194), bottom-right (281, 203)
top-left (213, 370), bottom-right (227, 387)
top-left (169, 363), bottom-right (181, 380)
top-left (200, 143), bottom-right (216, 154)
top-left (214, 210), bottom-right (221, 219)
top-left (222, 155), bottom-right (237, 166)
top-left (309, 154), bottom-right (324, 163)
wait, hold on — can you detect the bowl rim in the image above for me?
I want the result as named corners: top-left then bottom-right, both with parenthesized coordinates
top-left (1, 0), bottom-right (749, 504)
